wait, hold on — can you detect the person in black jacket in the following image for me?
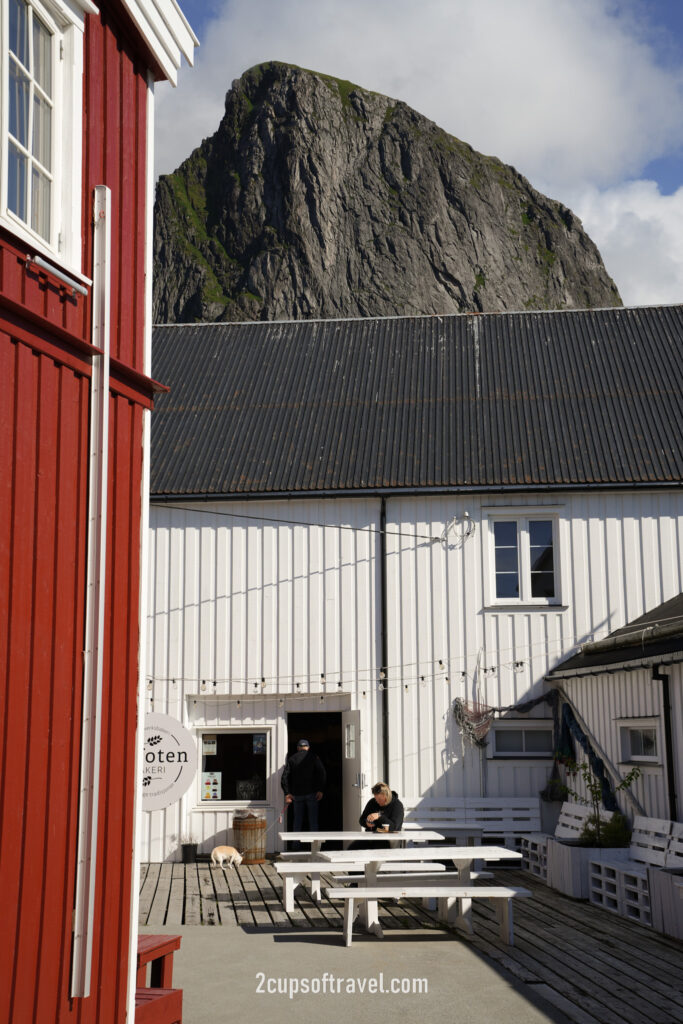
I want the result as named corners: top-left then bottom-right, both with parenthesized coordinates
top-left (359, 782), bottom-right (404, 833)
top-left (281, 739), bottom-right (326, 832)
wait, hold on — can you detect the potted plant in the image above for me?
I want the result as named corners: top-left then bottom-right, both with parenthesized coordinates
top-left (179, 833), bottom-right (199, 864)
top-left (547, 760), bottom-right (640, 899)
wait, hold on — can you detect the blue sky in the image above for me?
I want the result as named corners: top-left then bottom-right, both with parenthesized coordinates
top-left (160, 0), bottom-right (683, 306)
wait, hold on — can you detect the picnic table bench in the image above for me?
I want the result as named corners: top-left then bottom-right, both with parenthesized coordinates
top-left (275, 859), bottom-right (449, 911)
top-left (318, 844), bottom-right (523, 941)
top-left (325, 884), bottom-right (531, 946)
top-left (276, 830), bottom-right (444, 907)
top-left (135, 934), bottom-right (182, 1024)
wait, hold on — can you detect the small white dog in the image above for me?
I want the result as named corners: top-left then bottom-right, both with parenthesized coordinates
top-left (210, 845), bottom-right (243, 869)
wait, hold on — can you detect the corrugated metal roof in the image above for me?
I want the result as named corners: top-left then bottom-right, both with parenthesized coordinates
top-left (151, 306), bottom-right (683, 497)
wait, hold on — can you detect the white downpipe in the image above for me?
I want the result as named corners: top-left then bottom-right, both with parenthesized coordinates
top-left (71, 185), bottom-right (111, 998)
top-left (126, 71), bottom-right (156, 1024)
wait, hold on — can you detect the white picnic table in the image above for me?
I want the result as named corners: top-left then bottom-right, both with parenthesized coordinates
top-left (318, 844), bottom-right (521, 938)
top-left (278, 829), bottom-right (445, 855)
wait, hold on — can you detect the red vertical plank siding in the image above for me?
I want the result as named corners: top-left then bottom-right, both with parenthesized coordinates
top-left (0, 342), bottom-right (90, 1024)
top-left (1, 4), bottom-right (153, 1022)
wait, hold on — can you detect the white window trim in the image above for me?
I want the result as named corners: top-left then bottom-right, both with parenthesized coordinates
top-left (486, 718), bottom-right (555, 759)
top-left (194, 726), bottom-right (271, 808)
top-left (1, 0), bottom-right (95, 275)
top-left (482, 505), bottom-right (565, 608)
top-left (617, 717), bottom-right (661, 766)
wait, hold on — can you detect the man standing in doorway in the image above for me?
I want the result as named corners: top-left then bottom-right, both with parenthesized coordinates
top-left (281, 739), bottom-right (326, 832)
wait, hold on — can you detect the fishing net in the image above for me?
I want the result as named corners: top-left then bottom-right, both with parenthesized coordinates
top-left (452, 697), bottom-right (496, 747)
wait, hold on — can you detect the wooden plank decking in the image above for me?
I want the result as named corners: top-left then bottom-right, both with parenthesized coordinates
top-left (139, 861), bottom-right (683, 1024)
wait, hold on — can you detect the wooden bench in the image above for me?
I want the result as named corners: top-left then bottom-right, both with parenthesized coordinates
top-left (402, 796), bottom-right (541, 849)
top-left (519, 801), bottom-right (614, 882)
top-left (648, 822), bottom-right (683, 939)
top-left (324, 884), bottom-right (531, 946)
top-left (135, 988), bottom-right (182, 1024)
top-left (274, 860), bottom-right (449, 911)
top-left (589, 816), bottom-right (672, 924)
top-left (136, 934), bottom-right (182, 1024)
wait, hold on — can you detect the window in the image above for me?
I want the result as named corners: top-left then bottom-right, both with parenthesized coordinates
top-left (619, 721), bottom-right (659, 764)
top-left (488, 721), bottom-right (554, 758)
top-left (199, 730), bottom-right (268, 802)
top-left (2, 0), bottom-right (91, 270)
top-left (488, 513), bottom-right (560, 604)
top-left (8, 0), bottom-right (54, 239)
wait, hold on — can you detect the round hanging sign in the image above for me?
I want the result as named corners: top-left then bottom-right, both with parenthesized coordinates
top-left (142, 713), bottom-right (198, 811)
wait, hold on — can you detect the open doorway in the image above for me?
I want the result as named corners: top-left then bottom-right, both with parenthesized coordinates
top-left (285, 712), bottom-right (343, 832)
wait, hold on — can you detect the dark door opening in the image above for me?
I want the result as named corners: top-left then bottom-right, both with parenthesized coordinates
top-left (285, 712), bottom-right (343, 835)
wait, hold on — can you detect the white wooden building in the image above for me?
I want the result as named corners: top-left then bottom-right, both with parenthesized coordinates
top-left (143, 307), bottom-right (683, 859)
top-left (547, 593), bottom-right (683, 823)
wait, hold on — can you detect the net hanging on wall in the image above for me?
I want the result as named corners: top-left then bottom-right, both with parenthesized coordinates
top-left (452, 697), bottom-right (496, 747)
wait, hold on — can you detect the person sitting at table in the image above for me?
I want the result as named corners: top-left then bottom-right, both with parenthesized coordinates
top-left (359, 782), bottom-right (404, 835)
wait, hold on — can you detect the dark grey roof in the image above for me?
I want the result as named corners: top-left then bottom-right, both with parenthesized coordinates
top-left (548, 592), bottom-right (683, 676)
top-left (151, 306), bottom-right (683, 498)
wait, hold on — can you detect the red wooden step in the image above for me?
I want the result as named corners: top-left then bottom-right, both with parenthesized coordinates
top-left (135, 987), bottom-right (182, 1024)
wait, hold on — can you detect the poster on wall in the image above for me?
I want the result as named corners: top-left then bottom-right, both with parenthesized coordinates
top-left (143, 713), bottom-right (198, 811)
top-left (203, 734), bottom-right (217, 756)
top-left (202, 772), bottom-right (221, 800)
top-left (252, 733), bottom-right (266, 755)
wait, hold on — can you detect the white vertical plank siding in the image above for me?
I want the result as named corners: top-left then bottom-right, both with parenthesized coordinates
top-left (144, 499), bottom-right (382, 858)
top-left (561, 668), bottom-right (674, 820)
top-left (384, 491), bottom-right (683, 803)
top-left (145, 490), bottom-right (683, 856)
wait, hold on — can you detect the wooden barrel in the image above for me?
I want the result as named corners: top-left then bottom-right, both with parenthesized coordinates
top-left (234, 817), bottom-right (267, 864)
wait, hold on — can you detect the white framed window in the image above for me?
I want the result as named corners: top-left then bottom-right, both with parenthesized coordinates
top-left (484, 508), bottom-right (562, 605)
top-left (197, 728), bottom-right (270, 804)
top-left (487, 719), bottom-right (554, 759)
top-left (619, 718), bottom-right (659, 765)
top-left (1, 0), bottom-right (93, 272)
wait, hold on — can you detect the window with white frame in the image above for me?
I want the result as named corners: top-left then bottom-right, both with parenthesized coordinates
top-left (488, 514), bottom-right (559, 603)
top-left (487, 720), bottom-right (554, 758)
top-left (2, 0), bottom-right (90, 270)
top-left (199, 730), bottom-right (269, 802)
top-left (619, 719), bottom-right (659, 764)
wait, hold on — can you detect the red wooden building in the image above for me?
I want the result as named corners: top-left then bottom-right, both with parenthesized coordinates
top-left (0, 2), bottom-right (195, 1021)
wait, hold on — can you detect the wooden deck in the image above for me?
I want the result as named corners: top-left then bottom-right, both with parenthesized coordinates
top-left (139, 861), bottom-right (683, 1024)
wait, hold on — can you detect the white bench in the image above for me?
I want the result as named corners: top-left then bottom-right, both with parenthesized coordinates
top-left (648, 822), bottom-right (683, 939)
top-left (519, 802), bottom-right (615, 882)
top-left (324, 884), bottom-right (531, 946)
top-left (588, 816), bottom-right (672, 924)
top-left (275, 860), bottom-right (451, 912)
top-left (402, 797), bottom-right (541, 849)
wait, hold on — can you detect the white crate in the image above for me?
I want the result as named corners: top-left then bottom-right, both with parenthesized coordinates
top-left (588, 860), bottom-right (622, 914)
top-left (519, 834), bottom-right (548, 881)
top-left (621, 866), bottom-right (651, 926)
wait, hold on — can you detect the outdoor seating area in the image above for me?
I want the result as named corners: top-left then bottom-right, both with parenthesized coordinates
top-left (138, 858), bottom-right (683, 1023)
top-left (516, 803), bottom-right (683, 936)
top-left (588, 818), bottom-right (683, 926)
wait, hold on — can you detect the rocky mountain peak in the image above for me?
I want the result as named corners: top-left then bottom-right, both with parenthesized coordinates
top-left (153, 61), bottom-right (621, 322)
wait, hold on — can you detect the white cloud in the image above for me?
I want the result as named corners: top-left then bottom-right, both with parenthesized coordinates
top-left (155, 0), bottom-right (683, 306)
top-left (157, 0), bottom-right (683, 183)
top-left (568, 181), bottom-right (683, 306)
